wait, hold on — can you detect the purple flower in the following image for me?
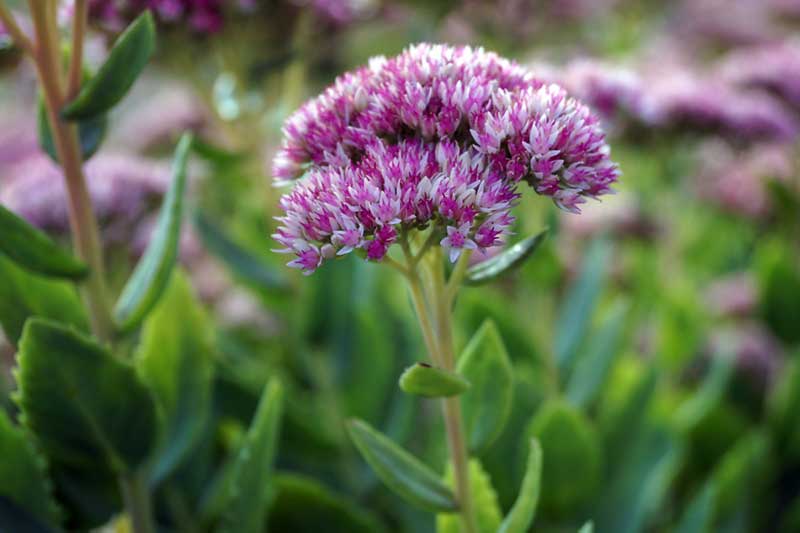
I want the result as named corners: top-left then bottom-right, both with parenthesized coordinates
top-left (272, 44), bottom-right (619, 273)
top-left (718, 40), bottom-right (800, 110)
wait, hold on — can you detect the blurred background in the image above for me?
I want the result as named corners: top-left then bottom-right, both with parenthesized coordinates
top-left (1, 1), bottom-right (800, 532)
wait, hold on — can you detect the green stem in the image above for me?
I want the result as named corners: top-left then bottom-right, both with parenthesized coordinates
top-left (120, 471), bottom-right (156, 533)
top-left (405, 246), bottom-right (478, 533)
top-left (28, 0), bottom-right (115, 343)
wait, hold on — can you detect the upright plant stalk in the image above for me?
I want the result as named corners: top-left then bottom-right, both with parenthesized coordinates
top-left (26, 0), bottom-right (114, 343)
top-left (404, 243), bottom-right (479, 533)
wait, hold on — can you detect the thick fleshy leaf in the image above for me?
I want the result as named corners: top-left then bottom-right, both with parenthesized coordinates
top-left (565, 300), bottom-right (629, 408)
top-left (0, 497), bottom-right (57, 533)
top-left (497, 439), bottom-right (542, 533)
top-left (578, 522), bottom-right (594, 533)
top-left (0, 255), bottom-right (88, 344)
top-left (465, 230), bottom-right (548, 286)
top-left (61, 12), bottom-right (156, 120)
top-left (136, 272), bottom-right (214, 485)
top-left (674, 482), bottom-right (716, 533)
top-left (193, 211), bottom-right (289, 292)
top-left (0, 412), bottom-right (59, 526)
top-left (115, 133), bottom-right (192, 332)
top-left (674, 352), bottom-right (734, 434)
top-left (399, 363), bottom-right (470, 398)
top-left (218, 378), bottom-right (284, 533)
top-left (347, 418), bottom-right (457, 513)
top-left (554, 238), bottom-right (611, 373)
top-left (457, 320), bottom-right (513, 454)
top-left (437, 460), bottom-right (502, 533)
top-left (526, 402), bottom-right (601, 513)
top-left (268, 473), bottom-right (387, 533)
top-left (0, 204), bottom-right (87, 279)
top-left (15, 318), bottom-right (158, 473)
top-left (37, 94), bottom-right (107, 163)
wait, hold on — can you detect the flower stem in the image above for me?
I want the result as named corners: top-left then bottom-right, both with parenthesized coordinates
top-left (28, 0), bottom-right (115, 343)
top-left (120, 471), bottom-right (156, 533)
top-left (0, 2), bottom-right (34, 55)
top-left (405, 247), bottom-right (478, 533)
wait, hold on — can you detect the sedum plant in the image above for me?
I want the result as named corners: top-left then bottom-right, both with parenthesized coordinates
top-left (272, 43), bottom-right (619, 533)
top-left (0, 3), bottom-right (283, 533)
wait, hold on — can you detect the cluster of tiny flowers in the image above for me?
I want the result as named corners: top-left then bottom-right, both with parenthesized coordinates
top-left (272, 44), bottom-right (619, 273)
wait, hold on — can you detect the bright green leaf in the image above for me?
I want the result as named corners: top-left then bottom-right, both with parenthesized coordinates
top-left (0, 204), bottom-right (87, 279)
top-left (437, 460), bottom-right (502, 533)
top-left (0, 255), bottom-right (88, 344)
top-left (268, 473), bottom-right (387, 533)
top-left (578, 522), bottom-right (594, 533)
top-left (0, 412), bottom-right (59, 526)
top-left (554, 238), bottom-right (611, 372)
top-left (457, 320), bottom-right (513, 454)
top-left (136, 271), bottom-right (214, 485)
top-left (218, 378), bottom-right (284, 533)
top-left (565, 300), bottom-right (629, 408)
top-left (193, 211), bottom-right (289, 292)
top-left (15, 318), bottom-right (158, 473)
top-left (711, 431), bottom-right (769, 521)
top-left (61, 12), bottom-right (156, 120)
top-left (497, 439), bottom-right (542, 533)
top-left (347, 418), bottom-right (457, 513)
top-left (37, 94), bottom-right (107, 163)
top-left (526, 401), bottom-right (601, 513)
top-left (115, 133), bottom-right (193, 332)
top-left (465, 230), bottom-right (548, 286)
top-left (399, 363), bottom-right (471, 398)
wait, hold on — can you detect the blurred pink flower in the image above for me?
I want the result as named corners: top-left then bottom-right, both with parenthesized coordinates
top-left (718, 40), bottom-right (800, 110)
top-left (704, 273), bottom-right (758, 318)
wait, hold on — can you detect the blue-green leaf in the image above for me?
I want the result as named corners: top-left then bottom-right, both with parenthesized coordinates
top-left (457, 320), bottom-right (514, 454)
top-left (218, 378), bottom-right (284, 533)
top-left (0, 204), bottom-right (87, 279)
top-left (61, 12), bottom-right (156, 120)
top-left (554, 238), bottom-right (611, 372)
top-left (497, 439), bottom-right (542, 533)
top-left (674, 352), bottom-right (734, 434)
top-left (15, 318), bottom-right (158, 473)
top-left (136, 271), bottom-right (214, 485)
top-left (578, 522), bottom-right (594, 533)
top-left (347, 418), bottom-right (457, 513)
top-left (675, 482), bottom-right (716, 533)
top-left (0, 497), bottom-right (57, 533)
top-left (193, 211), bottom-right (289, 292)
top-left (465, 230), bottom-right (548, 286)
top-left (114, 133), bottom-right (193, 332)
top-left (565, 300), bottom-right (629, 408)
top-left (0, 412), bottom-right (59, 526)
top-left (37, 94), bottom-right (107, 163)
top-left (399, 363), bottom-right (471, 398)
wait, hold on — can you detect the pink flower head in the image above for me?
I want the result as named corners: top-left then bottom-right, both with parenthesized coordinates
top-left (272, 44), bottom-right (620, 273)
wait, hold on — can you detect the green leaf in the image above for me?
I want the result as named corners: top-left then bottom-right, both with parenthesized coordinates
top-left (399, 363), bottom-right (470, 398)
top-left (136, 271), bottom-right (214, 485)
top-left (758, 243), bottom-right (800, 345)
top-left (193, 211), bottom-right (289, 292)
top-left (0, 497), bottom-right (57, 533)
top-left (710, 431), bottom-right (769, 520)
top-left (347, 418), bottom-right (457, 513)
top-left (268, 473), bottom-right (387, 533)
top-left (0, 255), bottom-right (88, 344)
top-left (218, 378), bottom-right (284, 533)
top-left (61, 12), bottom-right (156, 120)
top-left (437, 460), bottom-right (502, 533)
top-left (526, 401), bottom-right (601, 513)
top-left (674, 352), bottom-right (734, 434)
top-left (0, 412), bottom-right (59, 526)
top-left (457, 320), bottom-right (514, 454)
top-left (578, 522), bottom-right (594, 533)
top-left (115, 133), bottom-right (193, 332)
top-left (15, 318), bottom-right (158, 473)
top-left (0, 204), bottom-right (87, 279)
top-left (497, 439), bottom-right (542, 533)
top-left (768, 355), bottom-right (800, 459)
top-left (554, 237), bottom-right (611, 372)
top-left (37, 93), bottom-right (107, 163)
top-left (465, 230), bottom-right (548, 286)
top-left (675, 482), bottom-right (716, 533)
top-left (565, 300), bottom-right (629, 408)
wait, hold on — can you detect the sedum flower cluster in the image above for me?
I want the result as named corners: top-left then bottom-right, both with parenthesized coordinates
top-left (273, 44), bottom-right (619, 273)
